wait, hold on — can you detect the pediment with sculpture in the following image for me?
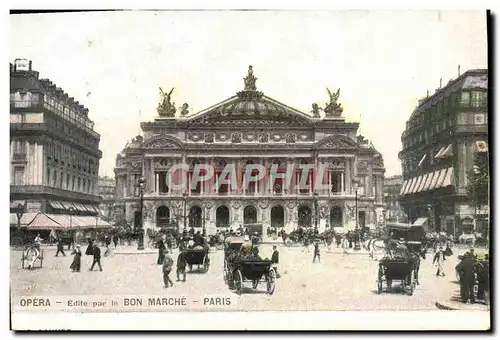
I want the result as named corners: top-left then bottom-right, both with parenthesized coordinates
top-left (143, 136), bottom-right (184, 149)
top-left (316, 135), bottom-right (358, 150)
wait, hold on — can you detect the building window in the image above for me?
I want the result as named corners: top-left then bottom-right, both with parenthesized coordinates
top-left (460, 91), bottom-right (470, 106)
top-left (471, 91), bottom-right (487, 107)
top-left (13, 166), bottom-right (25, 185)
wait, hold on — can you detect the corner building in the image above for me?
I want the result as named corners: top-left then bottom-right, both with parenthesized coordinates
top-left (10, 59), bottom-right (102, 216)
top-left (398, 69), bottom-right (488, 236)
top-left (115, 67), bottom-right (385, 236)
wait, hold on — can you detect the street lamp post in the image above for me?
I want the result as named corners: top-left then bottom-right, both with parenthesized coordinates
top-left (183, 192), bottom-right (188, 233)
top-left (69, 206), bottom-right (75, 249)
top-left (202, 204), bottom-right (207, 237)
top-left (352, 177), bottom-right (360, 250)
top-left (137, 176), bottom-right (146, 250)
top-left (313, 192), bottom-right (319, 230)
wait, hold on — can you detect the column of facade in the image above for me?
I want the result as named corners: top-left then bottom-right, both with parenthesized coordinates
top-left (324, 162), bottom-right (330, 195)
top-left (340, 172), bottom-right (345, 194)
top-left (346, 158), bottom-right (352, 194)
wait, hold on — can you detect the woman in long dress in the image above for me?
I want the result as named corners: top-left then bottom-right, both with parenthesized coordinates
top-left (157, 239), bottom-right (166, 265)
top-left (70, 245), bottom-right (82, 272)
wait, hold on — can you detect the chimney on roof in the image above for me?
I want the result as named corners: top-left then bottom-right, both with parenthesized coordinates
top-left (426, 90), bottom-right (429, 98)
top-left (29, 60), bottom-right (32, 71)
top-left (439, 78), bottom-right (442, 88)
top-left (458, 65), bottom-right (461, 77)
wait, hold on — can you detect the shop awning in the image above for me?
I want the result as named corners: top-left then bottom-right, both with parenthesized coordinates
top-left (422, 172), bottom-right (435, 191)
top-left (48, 201), bottom-right (65, 210)
top-left (417, 154), bottom-right (427, 167)
top-left (59, 202), bottom-right (76, 210)
top-left (440, 144), bottom-right (453, 158)
top-left (435, 146), bottom-right (446, 159)
top-left (428, 169), bottom-right (444, 190)
top-left (27, 213), bottom-right (63, 230)
top-left (410, 175), bottom-right (423, 194)
top-left (10, 212), bottom-right (38, 227)
top-left (412, 217), bottom-right (428, 227)
top-left (416, 173), bottom-right (429, 193)
top-left (435, 167), bottom-right (454, 189)
top-left (399, 180), bottom-right (408, 195)
top-left (47, 214), bottom-right (85, 228)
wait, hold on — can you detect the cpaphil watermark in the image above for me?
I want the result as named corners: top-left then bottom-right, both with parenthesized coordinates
top-left (165, 163), bottom-right (331, 191)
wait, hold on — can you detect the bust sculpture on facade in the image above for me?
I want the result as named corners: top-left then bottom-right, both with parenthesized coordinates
top-left (244, 65), bottom-right (257, 91)
top-left (324, 88), bottom-right (343, 117)
top-left (157, 87), bottom-right (176, 117)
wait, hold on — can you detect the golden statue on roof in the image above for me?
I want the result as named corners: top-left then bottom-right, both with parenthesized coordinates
top-left (324, 88), bottom-right (343, 117)
top-left (244, 65), bottom-right (257, 91)
top-left (157, 87), bottom-right (176, 117)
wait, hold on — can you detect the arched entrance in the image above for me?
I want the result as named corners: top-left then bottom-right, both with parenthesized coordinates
top-left (298, 205), bottom-right (312, 228)
top-left (244, 205), bottom-right (257, 224)
top-left (189, 205), bottom-right (202, 229)
top-left (216, 205), bottom-right (230, 230)
top-left (156, 206), bottom-right (170, 228)
top-left (270, 205), bottom-right (285, 228)
top-left (329, 206), bottom-right (342, 228)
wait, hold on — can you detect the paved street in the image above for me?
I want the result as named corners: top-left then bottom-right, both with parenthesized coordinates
top-left (10, 244), bottom-right (487, 312)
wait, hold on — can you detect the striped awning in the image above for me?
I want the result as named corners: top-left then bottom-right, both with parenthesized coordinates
top-left (440, 144), bottom-right (453, 158)
top-left (435, 146), bottom-right (446, 159)
top-left (422, 172), bottom-right (435, 191)
top-left (399, 180), bottom-right (408, 195)
top-left (48, 201), bottom-right (65, 210)
top-left (417, 154), bottom-right (427, 167)
top-left (416, 173), bottom-right (429, 192)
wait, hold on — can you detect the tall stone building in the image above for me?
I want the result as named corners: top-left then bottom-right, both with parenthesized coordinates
top-left (398, 68), bottom-right (488, 236)
top-left (10, 58), bottom-right (102, 218)
top-left (383, 175), bottom-right (406, 222)
top-left (114, 66), bottom-right (386, 235)
top-left (98, 176), bottom-right (116, 221)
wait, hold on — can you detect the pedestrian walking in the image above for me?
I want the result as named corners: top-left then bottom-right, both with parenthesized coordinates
top-left (105, 235), bottom-right (111, 248)
top-left (432, 246), bottom-right (446, 276)
top-left (313, 241), bottom-right (321, 263)
top-left (176, 250), bottom-right (186, 282)
top-left (271, 245), bottom-right (281, 278)
top-left (157, 239), bottom-right (166, 265)
top-left (70, 245), bottom-right (82, 272)
top-left (162, 249), bottom-right (174, 288)
top-left (89, 244), bottom-right (103, 271)
top-left (112, 235), bottom-right (118, 249)
top-left (55, 238), bottom-right (66, 257)
top-left (302, 238), bottom-right (310, 253)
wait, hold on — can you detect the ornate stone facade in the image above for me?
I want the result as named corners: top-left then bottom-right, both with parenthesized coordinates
top-left (114, 66), bottom-right (386, 235)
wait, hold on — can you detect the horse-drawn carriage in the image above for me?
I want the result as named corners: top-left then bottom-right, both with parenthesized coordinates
top-left (184, 245), bottom-right (210, 273)
top-left (376, 240), bottom-right (420, 295)
top-left (223, 237), bottom-right (276, 295)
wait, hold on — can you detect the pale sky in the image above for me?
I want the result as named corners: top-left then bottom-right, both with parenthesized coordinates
top-left (9, 10), bottom-right (487, 178)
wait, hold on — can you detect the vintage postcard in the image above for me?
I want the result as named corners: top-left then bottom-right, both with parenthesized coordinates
top-left (8, 9), bottom-right (490, 331)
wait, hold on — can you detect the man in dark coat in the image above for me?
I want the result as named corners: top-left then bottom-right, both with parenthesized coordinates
top-left (313, 241), bottom-right (321, 263)
top-left (89, 244), bottom-right (103, 271)
top-left (456, 253), bottom-right (477, 303)
top-left (112, 235), bottom-right (119, 248)
top-left (157, 240), bottom-right (166, 265)
top-left (476, 254), bottom-right (489, 301)
top-left (55, 238), bottom-right (66, 257)
top-left (271, 245), bottom-right (280, 278)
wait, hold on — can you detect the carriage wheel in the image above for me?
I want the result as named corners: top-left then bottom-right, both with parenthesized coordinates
top-left (233, 270), bottom-right (243, 294)
top-left (252, 280), bottom-right (259, 289)
top-left (203, 255), bottom-right (210, 273)
top-left (285, 239), bottom-right (292, 247)
top-left (267, 269), bottom-right (276, 295)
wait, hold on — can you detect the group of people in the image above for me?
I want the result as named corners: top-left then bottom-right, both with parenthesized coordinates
top-left (455, 249), bottom-right (489, 304)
